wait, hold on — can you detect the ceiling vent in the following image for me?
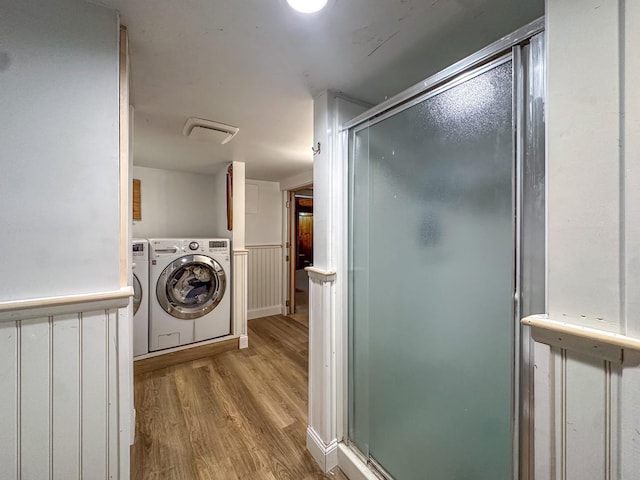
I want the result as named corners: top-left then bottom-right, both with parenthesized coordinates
top-left (183, 118), bottom-right (239, 145)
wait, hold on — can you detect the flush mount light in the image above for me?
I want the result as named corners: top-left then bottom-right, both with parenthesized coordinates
top-left (287, 0), bottom-right (327, 13)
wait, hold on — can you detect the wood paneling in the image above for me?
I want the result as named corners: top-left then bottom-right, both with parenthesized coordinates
top-left (247, 245), bottom-right (283, 318)
top-left (537, 347), bottom-right (624, 480)
top-left (0, 309), bottom-right (123, 480)
top-left (0, 321), bottom-right (18, 480)
top-left (52, 314), bottom-right (81, 480)
top-left (132, 315), bottom-right (347, 480)
top-left (82, 310), bottom-right (109, 480)
top-left (20, 317), bottom-right (52, 480)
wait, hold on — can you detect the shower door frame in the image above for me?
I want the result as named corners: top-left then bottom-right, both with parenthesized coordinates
top-left (337, 18), bottom-right (546, 480)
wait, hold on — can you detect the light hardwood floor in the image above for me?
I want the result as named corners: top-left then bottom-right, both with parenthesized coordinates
top-left (132, 315), bottom-right (347, 480)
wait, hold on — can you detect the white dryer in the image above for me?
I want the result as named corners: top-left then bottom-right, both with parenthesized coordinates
top-left (132, 239), bottom-right (149, 357)
top-left (148, 238), bottom-right (231, 352)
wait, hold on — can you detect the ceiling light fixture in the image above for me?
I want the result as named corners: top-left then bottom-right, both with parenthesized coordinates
top-left (183, 118), bottom-right (239, 145)
top-left (286, 0), bottom-right (327, 13)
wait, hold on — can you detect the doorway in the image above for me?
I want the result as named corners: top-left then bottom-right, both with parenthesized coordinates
top-left (287, 186), bottom-right (313, 325)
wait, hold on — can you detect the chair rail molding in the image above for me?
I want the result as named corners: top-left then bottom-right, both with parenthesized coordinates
top-left (247, 245), bottom-right (283, 320)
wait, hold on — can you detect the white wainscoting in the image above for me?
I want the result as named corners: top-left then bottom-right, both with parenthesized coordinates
top-left (534, 346), bottom-right (640, 480)
top-left (0, 307), bottom-right (126, 480)
top-left (247, 245), bottom-right (283, 320)
top-left (233, 250), bottom-right (249, 349)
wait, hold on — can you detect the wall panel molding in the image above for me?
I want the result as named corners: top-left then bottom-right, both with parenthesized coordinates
top-left (247, 245), bottom-right (282, 320)
top-left (0, 307), bottom-right (125, 480)
top-left (542, 347), bottom-right (623, 480)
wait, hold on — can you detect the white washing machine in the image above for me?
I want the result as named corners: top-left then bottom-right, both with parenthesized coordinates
top-left (132, 239), bottom-right (149, 357)
top-left (148, 238), bottom-right (231, 352)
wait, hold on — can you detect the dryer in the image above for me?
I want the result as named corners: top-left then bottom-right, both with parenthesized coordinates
top-left (132, 239), bottom-right (149, 357)
top-left (149, 238), bottom-right (231, 352)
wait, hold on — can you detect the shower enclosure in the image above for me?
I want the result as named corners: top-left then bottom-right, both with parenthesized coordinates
top-left (346, 24), bottom-right (545, 480)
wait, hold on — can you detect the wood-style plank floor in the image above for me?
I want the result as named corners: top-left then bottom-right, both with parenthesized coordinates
top-left (132, 315), bottom-right (347, 480)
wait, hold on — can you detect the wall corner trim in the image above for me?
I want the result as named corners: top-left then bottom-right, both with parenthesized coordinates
top-left (0, 287), bottom-right (133, 323)
top-left (307, 426), bottom-right (338, 472)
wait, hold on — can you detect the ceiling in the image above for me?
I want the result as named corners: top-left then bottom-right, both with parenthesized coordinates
top-left (91, 0), bottom-right (542, 182)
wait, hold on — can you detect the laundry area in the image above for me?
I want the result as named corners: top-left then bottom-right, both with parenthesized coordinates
top-left (129, 159), bottom-right (304, 358)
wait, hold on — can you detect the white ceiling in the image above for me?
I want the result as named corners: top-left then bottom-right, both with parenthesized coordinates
top-left (92, 0), bottom-right (542, 181)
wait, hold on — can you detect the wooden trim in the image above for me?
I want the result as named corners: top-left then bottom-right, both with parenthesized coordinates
top-left (288, 190), bottom-right (296, 315)
top-left (522, 315), bottom-right (640, 358)
top-left (0, 287), bottom-right (133, 323)
top-left (119, 26), bottom-right (130, 288)
top-left (132, 179), bottom-right (141, 221)
top-left (233, 249), bottom-right (250, 255)
top-left (133, 337), bottom-right (239, 375)
top-left (246, 244), bottom-right (283, 249)
top-left (226, 164), bottom-right (233, 231)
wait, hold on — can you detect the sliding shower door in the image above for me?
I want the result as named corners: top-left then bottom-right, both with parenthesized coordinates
top-left (349, 57), bottom-right (516, 479)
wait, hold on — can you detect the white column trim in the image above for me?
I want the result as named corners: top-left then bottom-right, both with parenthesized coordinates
top-left (307, 271), bottom-right (338, 472)
top-left (233, 250), bottom-right (249, 349)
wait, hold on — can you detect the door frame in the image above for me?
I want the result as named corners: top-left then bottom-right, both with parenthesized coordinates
top-left (285, 184), bottom-right (313, 315)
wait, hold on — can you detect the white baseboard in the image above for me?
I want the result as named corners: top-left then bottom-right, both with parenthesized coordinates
top-left (307, 426), bottom-right (338, 472)
top-left (247, 305), bottom-right (282, 320)
top-left (338, 443), bottom-right (380, 480)
top-left (239, 334), bottom-right (249, 349)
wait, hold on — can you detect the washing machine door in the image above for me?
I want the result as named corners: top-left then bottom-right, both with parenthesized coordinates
top-left (133, 273), bottom-right (142, 315)
top-left (156, 254), bottom-right (226, 320)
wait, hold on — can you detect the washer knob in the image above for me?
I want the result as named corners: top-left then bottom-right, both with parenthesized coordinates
top-left (189, 241), bottom-right (199, 251)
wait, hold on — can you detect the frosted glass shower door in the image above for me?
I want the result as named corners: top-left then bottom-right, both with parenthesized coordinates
top-left (349, 59), bottom-right (515, 479)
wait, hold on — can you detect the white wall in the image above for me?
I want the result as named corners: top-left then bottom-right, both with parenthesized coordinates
top-left (132, 166), bottom-right (227, 239)
top-left (231, 161), bottom-right (246, 249)
top-left (0, 1), bottom-right (128, 478)
top-left (245, 179), bottom-right (283, 246)
top-left (244, 179), bottom-right (283, 319)
top-left (537, 1), bottom-right (640, 479)
top-left (280, 170), bottom-right (313, 191)
top-left (0, 0), bottom-right (120, 301)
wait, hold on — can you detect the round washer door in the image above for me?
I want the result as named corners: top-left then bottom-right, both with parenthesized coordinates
top-left (156, 254), bottom-right (226, 320)
top-left (133, 272), bottom-right (142, 315)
